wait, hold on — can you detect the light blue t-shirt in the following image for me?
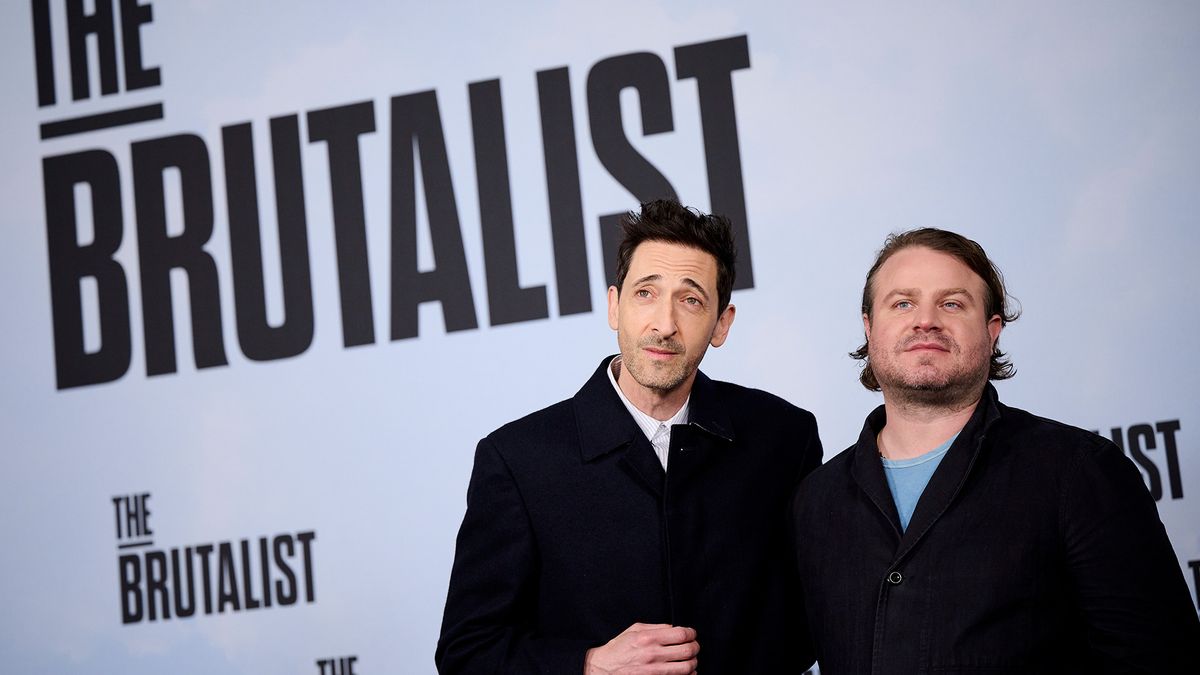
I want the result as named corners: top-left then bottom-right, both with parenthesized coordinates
top-left (881, 434), bottom-right (958, 532)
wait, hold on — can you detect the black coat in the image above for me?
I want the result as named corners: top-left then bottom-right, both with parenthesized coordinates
top-left (792, 384), bottom-right (1200, 674)
top-left (437, 356), bottom-right (823, 673)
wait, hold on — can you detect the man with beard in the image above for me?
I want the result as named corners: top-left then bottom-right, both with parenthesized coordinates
top-left (791, 228), bottom-right (1199, 674)
top-left (437, 199), bottom-right (822, 674)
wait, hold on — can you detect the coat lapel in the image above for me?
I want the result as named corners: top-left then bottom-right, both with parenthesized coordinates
top-left (682, 369), bottom-right (735, 443)
top-left (851, 386), bottom-right (1005, 554)
top-left (850, 405), bottom-right (905, 539)
top-left (572, 358), bottom-right (736, 498)
top-left (666, 370), bottom-right (735, 486)
top-left (573, 356), bottom-right (664, 496)
top-left (895, 386), bottom-right (1001, 560)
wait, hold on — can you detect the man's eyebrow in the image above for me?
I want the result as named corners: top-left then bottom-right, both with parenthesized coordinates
top-left (681, 278), bottom-right (711, 299)
top-left (631, 274), bottom-right (662, 286)
top-left (880, 288), bottom-right (920, 302)
top-left (939, 287), bottom-right (976, 301)
top-left (880, 287), bottom-right (977, 302)
top-left (630, 273), bottom-right (711, 299)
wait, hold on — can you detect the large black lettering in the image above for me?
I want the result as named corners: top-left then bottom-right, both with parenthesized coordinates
top-left (119, 0), bottom-right (160, 91)
top-left (31, 0), bottom-right (55, 106)
top-left (468, 79), bottom-right (549, 326)
top-left (132, 134), bottom-right (228, 375)
top-left (536, 67), bottom-right (591, 315)
top-left (675, 35), bottom-right (755, 289)
top-left (223, 117), bottom-right (315, 361)
top-left (1156, 420), bottom-right (1184, 500)
top-left (307, 101), bottom-right (377, 347)
top-left (66, 0), bottom-right (118, 100)
top-left (586, 52), bottom-right (677, 286)
top-left (389, 90), bottom-right (478, 339)
top-left (469, 79), bottom-right (549, 326)
top-left (1122, 425), bottom-right (1163, 501)
top-left (119, 554), bottom-right (143, 624)
top-left (43, 150), bottom-right (132, 389)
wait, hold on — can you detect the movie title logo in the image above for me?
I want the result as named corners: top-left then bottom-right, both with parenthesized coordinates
top-left (113, 492), bottom-right (317, 624)
top-left (32, 0), bottom-right (758, 390)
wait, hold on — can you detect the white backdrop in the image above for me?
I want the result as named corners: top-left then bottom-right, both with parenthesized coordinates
top-left (1, 2), bottom-right (1197, 672)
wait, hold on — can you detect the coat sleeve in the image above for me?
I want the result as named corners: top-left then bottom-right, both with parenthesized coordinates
top-left (1061, 436), bottom-right (1200, 673)
top-left (435, 437), bottom-right (594, 674)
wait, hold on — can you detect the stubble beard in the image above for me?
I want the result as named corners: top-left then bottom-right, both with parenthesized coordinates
top-left (621, 334), bottom-right (698, 395)
top-left (869, 332), bottom-right (991, 411)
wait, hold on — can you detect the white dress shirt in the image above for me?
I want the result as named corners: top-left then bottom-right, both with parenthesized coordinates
top-left (607, 356), bottom-right (689, 470)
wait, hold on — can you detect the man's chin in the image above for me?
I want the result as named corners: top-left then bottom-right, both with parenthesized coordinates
top-left (625, 363), bottom-right (687, 394)
top-left (886, 374), bottom-right (988, 407)
top-left (906, 379), bottom-right (952, 391)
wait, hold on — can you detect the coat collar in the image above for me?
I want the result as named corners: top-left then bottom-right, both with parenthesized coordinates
top-left (851, 383), bottom-right (1003, 553)
top-left (573, 355), bottom-right (735, 464)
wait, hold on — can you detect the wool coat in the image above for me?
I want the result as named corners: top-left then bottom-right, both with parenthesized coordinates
top-left (792, 384), bottom-right (1200, 674)
top-left (437, 356), bottom-right (823, 673)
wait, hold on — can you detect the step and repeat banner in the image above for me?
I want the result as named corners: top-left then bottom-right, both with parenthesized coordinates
top-left (1, 1), bottom-right (1197, 673)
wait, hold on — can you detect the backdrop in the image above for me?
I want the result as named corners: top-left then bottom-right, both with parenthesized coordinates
top-left (2, 1), bottom-right (1197, 673)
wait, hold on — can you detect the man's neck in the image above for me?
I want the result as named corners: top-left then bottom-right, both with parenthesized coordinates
top-left (877, 388), bottom-right (983, 460)
top-left (613, 358), bottom-right (691, 421)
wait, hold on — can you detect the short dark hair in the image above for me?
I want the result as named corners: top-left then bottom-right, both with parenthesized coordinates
top-left (851, 227), bottom-right (1021, 391)
top-left (614, 199), bottom-right (737, 315)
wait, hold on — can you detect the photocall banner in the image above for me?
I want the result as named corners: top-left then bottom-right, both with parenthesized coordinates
top-left (1, 2), bottom-right (1196, 673)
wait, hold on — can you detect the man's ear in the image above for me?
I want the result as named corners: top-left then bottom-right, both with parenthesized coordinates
top-left (607, 286), bottom-right (620, 331)
top-left (987, 314), bottom-right (1002, 347)
top-left (862, 313), bottom-right (871, 338)
top-left (709, 305), bottom-right (737, 348)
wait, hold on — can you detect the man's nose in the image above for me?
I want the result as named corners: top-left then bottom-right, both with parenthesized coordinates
top-left (650, 298), bottom-right (679, 337)
top-left (913, 303), bottom-right (942, 331)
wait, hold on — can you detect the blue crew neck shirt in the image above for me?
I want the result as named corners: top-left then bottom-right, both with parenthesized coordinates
top-left (881, 434), bottom-right (959, 531)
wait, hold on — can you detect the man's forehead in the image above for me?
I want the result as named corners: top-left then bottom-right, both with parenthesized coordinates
top-left (628, 241), bottom-right (718, 282)
top-left (874, 246), bottom-right (986, 291)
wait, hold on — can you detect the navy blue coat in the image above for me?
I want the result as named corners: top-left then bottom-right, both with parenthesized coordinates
top-left (792, 384), bottom-right (1200, 674)
top-left (437, 356), bottom-right (823, 673)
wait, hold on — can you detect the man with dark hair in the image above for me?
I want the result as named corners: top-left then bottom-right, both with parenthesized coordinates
top-left (792, 228), bottom-right (1199, 674)
top-left (437, 199), bottom-right (822, 673)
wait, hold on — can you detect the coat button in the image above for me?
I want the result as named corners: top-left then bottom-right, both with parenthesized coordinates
top-left (887, 571), bottom-right (903, 585)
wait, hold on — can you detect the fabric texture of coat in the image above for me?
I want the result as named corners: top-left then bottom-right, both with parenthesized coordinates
top-left (792, 383), bottom-right (1200, 674)
top-left (437, 356), bottom-right (823, 673)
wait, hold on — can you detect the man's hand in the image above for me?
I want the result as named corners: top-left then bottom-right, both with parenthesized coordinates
top-left (584, 622), bottom-right (699, 674)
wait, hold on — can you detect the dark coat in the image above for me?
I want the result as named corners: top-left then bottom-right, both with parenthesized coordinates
top-left (792, 384), bottom-right (1200, 674)
top-left (436, 356), bottom-right (823, 673)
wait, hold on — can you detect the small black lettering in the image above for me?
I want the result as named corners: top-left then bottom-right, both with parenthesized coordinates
top-left (119, 554), bottom-right (142, 624)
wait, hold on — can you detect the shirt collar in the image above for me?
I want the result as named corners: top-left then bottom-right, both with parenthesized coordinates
top-left (607, 356), bottom-right (690, 443)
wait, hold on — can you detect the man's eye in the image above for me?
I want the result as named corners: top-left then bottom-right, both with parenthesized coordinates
top-left (943, 301), bottom-right (962, 310)
top-left (636, 289), bottom-right (652, 298)
top-left (895, 300), bottom-right (913, 309)
top-left (684, 297), bottom-right (701, 306)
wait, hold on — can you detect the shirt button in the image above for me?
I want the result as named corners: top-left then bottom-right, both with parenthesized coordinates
top-left (887, 571), bottom-right (903, 585)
